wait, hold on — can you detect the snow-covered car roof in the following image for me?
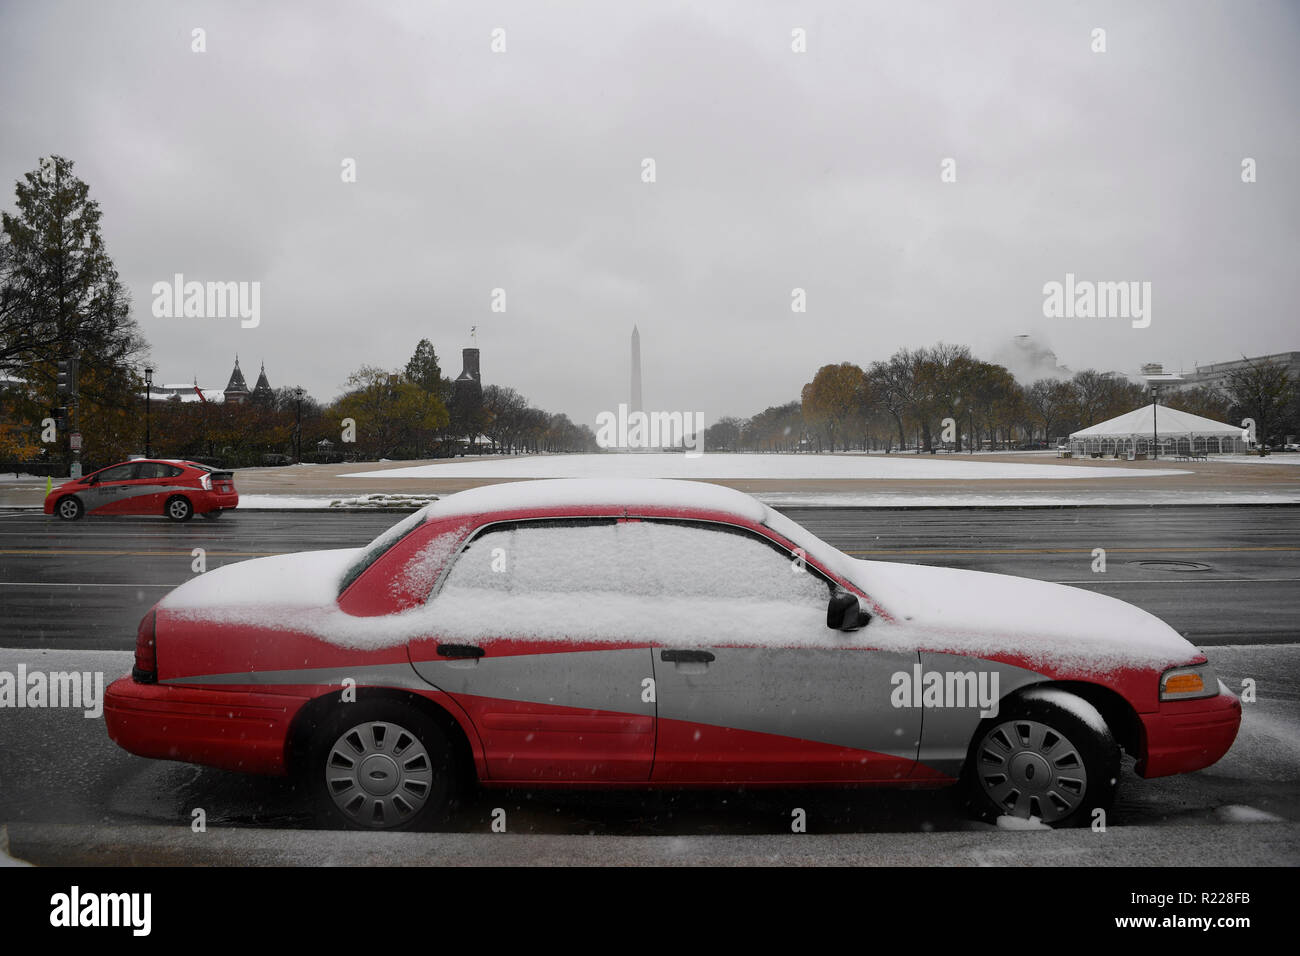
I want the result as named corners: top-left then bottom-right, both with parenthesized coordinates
top-left (421, 478), bottom-right (771, 524)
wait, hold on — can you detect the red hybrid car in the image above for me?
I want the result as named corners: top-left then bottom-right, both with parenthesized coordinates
top-left (45, 458), bottom-right (238, 521)
top-left (104, 478), bottom-right (1240, 829)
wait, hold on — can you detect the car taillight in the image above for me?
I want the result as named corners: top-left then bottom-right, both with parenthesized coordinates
top-left (133, 610), bottom-right (157, 683)
top-left (200, 473), bottom-right (212, 491)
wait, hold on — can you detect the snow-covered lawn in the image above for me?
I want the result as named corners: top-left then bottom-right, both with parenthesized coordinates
top-left (342, 453), bottom-right (1190, 481)
top-left (1207, 455), bottom-right (1300, 465)
top-left (237, 494), bottom-right (438, 510)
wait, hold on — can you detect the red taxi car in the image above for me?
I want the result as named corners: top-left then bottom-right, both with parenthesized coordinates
top-left (103, 478), bottom-right (1240, 829)
top-left (45, 458), bottom-right (238, 521)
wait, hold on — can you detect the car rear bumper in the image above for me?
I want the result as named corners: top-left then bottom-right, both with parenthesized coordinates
top-left (1136, 682), bottom-right (1241, 778)
top-left (104, 675), bottom-right (304, 775)
top-left (200, 490), bottom-right (239, 511)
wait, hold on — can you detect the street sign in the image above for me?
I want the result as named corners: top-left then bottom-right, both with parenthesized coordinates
top-left (70, 433), bottom-right (82, 451)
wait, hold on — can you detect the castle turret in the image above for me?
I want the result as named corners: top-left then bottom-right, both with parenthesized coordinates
top-left (224, 356), bottom-right (250, 404)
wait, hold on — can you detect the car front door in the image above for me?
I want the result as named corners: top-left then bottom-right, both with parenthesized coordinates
top-left (408, 519), bottom-right (657, 784)
top-left (84, 463), bottom-right (142, 514)
top-left (642, 520), bottom-right (924, 784)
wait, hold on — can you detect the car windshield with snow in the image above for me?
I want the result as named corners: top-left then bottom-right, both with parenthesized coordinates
top-left (102, 478), bottom-right (1241, 830)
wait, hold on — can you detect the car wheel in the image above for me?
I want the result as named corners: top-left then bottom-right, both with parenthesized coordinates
top-left (963, 688), bottom-right (1119, 828)
top-left (165, 496), bottom-right (193, 522)
top-left (56, 496), bottom-right (84, 520)
top-left (310, 701), bottom-right (456, 831)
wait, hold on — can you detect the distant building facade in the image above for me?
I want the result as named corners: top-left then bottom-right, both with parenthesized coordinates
top-left (1178, 352), bottom-right (1300, 391)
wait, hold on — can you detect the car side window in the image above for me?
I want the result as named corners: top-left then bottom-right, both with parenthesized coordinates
top-left (135, 463), bottom-right (179, 479)
top-left (439, 520), bottom-right (641, 597)
top-left (637, 521), bottom-right (832, 607)
top-left (95, 464), bottom-right (138, 482)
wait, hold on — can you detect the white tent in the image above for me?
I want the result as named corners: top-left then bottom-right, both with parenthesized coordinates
top-left (1068, 403), bottom-right (1246, 457)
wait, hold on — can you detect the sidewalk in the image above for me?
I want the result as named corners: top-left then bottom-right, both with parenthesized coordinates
top-left (6, 820), bottom-right (1297, 866)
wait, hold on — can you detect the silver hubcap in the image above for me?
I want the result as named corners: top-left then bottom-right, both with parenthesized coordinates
top-left (59, 500), bottom-right (78, 518)
top-left (169, 500), bottom-right (188, 518)
top-left (325, 720), bottom-right (434, 827)
top-left (975, 718), bottom-right (1088, 823)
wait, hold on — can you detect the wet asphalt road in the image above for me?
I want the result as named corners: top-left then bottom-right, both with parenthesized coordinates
top-left (0, 505), bottom-right (1295, 649)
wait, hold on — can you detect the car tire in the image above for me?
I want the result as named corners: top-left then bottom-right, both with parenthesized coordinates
top-left (309, 700), bottom-right (457, 831)
top-left (962, 688), bottom-right (1119, 829)
top-left (55, 496), bottom-right (84, 520)
top-left (165, 496), bottom-right (193, 522)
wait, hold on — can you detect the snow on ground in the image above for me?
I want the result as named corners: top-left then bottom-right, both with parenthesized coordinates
top-left (343, 453), bottom-right (1192, 481)
top-left (327, 493), bottom-right (439, 509)
top-left (1209, 455), bottom-right (1300, 465)
top-left (755, 491), bottom-right (1300, 507)
top-left (235, 489), bottom-right (1300, 509)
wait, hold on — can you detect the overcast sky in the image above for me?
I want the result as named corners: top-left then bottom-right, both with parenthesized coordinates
top-left (2, 0), bottom-right (1296, 426)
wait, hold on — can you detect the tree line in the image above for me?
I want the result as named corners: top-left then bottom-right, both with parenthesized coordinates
top-left (707, 345), bottom-right (1299, 454)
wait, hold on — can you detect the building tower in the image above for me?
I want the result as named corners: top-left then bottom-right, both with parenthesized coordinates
top-left (223, 356), bottom-right (250, 404)
top-left (630, 325), bottom-right (643, 413)
top-left (452, 347), bottom-right (484, 449)
top-left (251, 362), bottom-right (274, 404)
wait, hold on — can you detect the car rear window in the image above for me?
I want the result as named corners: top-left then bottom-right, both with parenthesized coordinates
top-left (338, 510), bottom-right (429, 596)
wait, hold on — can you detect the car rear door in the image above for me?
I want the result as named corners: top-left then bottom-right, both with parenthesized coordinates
top-left (126, 462), bottom-right (187, 512)
top-left (408, 519), bottom-right (657, 783)
top-left (642, 520), bottom-right (924, 784)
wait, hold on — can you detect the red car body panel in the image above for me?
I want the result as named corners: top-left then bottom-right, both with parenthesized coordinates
top-left (102, 485), bottom-right (1241, 799)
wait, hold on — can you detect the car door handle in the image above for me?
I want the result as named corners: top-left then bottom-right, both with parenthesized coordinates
top-left (437, 643), bottom-right (485, 659)
top-left (660, 649), bottom-right (715, 664)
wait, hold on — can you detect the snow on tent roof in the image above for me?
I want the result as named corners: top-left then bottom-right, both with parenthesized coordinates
top-left (1069, 403), bottom-right (1242, 440)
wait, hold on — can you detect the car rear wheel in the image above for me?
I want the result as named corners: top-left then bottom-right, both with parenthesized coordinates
top-left (165, 496), bottom-right (193, 522)
top-left (963, 689), bottom-right (1119, 828)
top-left (310, 701), bottom-right (457, 830)
top-left (56, 496), bottom-right (84, 520)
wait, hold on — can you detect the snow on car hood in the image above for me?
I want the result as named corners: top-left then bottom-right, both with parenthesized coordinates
top-left (160, 548), bottom-right (362, 610)
top-left (848, 558), bottom-right (1201, 672)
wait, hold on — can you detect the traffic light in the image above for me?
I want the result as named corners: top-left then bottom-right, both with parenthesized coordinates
top-left (56, 358), bottom-right (79, 398)
top-left (50, 406), bottom-right (69, 431)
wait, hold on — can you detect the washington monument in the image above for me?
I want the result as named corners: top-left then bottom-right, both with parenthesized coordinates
top-left (630, 324), bottom-right (643, 413)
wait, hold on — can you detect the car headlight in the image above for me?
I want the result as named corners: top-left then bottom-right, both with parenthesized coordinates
top-left (1159, 663), bottom-right (1218, 701)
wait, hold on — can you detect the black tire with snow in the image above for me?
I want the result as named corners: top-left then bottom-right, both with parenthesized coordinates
top-left (962, 688), bottom-right (1120, 829)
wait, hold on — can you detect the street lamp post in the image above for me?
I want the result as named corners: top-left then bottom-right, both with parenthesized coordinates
top-left (144, 366), bottom-right (154, 457)
top-left (1151, 384), bottom-right (1159, 460)
top-left (1140, 367), bottom-right (1184, 461)
top-left (294, 387), bottom-right (304, 462)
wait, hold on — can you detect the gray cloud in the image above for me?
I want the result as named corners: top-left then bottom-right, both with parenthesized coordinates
top-left (2, 0), bottom-right (1296, 425)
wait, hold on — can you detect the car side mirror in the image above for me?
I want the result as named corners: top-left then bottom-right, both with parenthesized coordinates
top-left (827, 591), bottom-right (871, 631)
